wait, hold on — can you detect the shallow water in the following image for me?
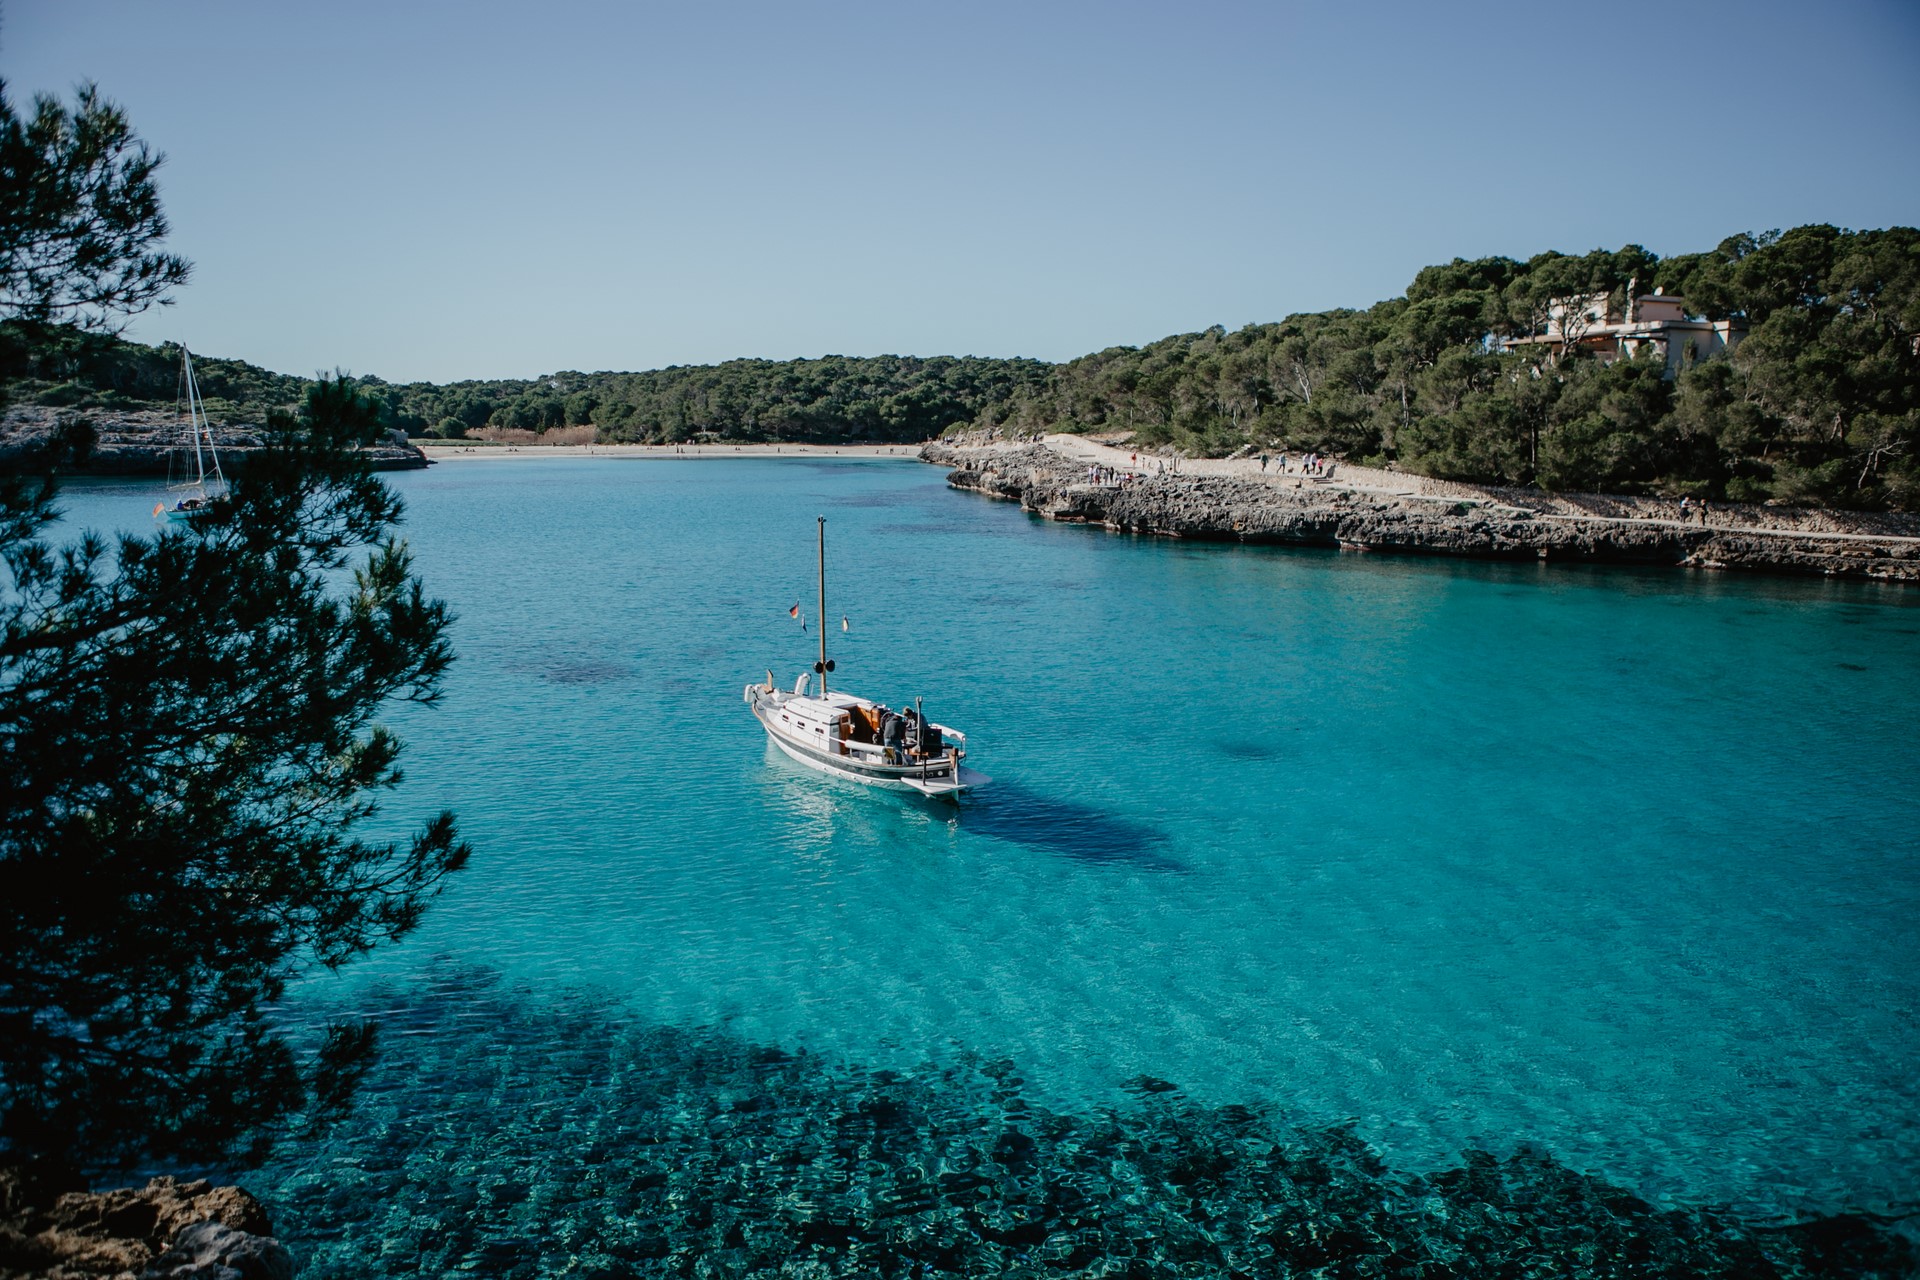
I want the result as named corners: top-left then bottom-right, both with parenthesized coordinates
top-left (53, 460), bottom-right (1920, 1268)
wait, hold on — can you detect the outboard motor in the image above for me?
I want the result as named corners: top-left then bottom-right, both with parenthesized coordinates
top-left (920, 722), bottom-right (943, 756)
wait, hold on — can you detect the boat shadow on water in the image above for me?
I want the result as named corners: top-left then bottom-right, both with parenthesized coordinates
top-left (760, 748), bottom-right (1182, 871)
top-left (950, 782), bottom-right (1185, 872)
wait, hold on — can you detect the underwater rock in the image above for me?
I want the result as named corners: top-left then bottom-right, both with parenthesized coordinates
top-left (240, 971), bottom-right (1918, 1279)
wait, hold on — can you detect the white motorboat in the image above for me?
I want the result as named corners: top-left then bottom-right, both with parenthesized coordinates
top-left (743, 517), bottom-right (989, 799)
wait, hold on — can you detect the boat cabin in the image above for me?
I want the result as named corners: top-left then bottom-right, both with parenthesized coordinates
top-left (772, 691), bottom-right (945, 762)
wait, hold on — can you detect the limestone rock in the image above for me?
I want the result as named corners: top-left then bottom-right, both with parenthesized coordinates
top-left (140, 1221), bottom-right (292, 1280)
top-left (0, 1164), bottom-right (291, 1280)
top-left (923, 440), bottom-right (1920, 582)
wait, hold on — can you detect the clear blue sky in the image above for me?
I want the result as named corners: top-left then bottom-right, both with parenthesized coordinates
top-left (8, 0), bottom-right (1918, 384)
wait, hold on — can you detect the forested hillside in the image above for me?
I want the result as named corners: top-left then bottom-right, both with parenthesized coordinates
top-left (5, 223), bottom-right (1913, 507)
top-left (986, 225), bottom-right (1918, 509)
top-left (389, 354), bottom-right (1050, 445)
top-left (0, 325), bottom-right (1047, 449)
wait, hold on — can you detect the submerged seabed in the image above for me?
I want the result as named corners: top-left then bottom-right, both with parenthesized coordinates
top-left (252, 968), bottom-right (1911, 1280)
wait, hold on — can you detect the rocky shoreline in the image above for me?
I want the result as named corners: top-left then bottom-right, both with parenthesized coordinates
top-left (924, 440), bottom-right (1920, 583)
top-left (0, 1163), bottom-right (291, 1279)
top-left (0, 407), bottom-right (429, 474)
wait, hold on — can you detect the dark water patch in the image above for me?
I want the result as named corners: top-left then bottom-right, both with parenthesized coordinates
top-left (954, 783), bottom-right (1182, 871)
top-left (1217, 739), bottom-right (1283, 762)
top-left (963, 591), bottom-right (1034, 611)
top-left (245, 972), bottom-right (1917, 1280)
top-left (830, 489), bottom-right (917, 508)
top-left (540, 660), bottom-right (634, 685)
top-left (875, 519), bottom-right (978, 537)
top-left (1838, 662), bottom-right (1869, 672)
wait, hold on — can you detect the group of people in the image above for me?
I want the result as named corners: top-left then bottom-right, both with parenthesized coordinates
top-left (1074, 449), bottom-right (1340, 486)
top-left (1259, 451), bottom-right (1333, 478)
top-left (874, 705), bottom-right (940, 764)
top-left (1676, 496), bottom-right (1713, 525)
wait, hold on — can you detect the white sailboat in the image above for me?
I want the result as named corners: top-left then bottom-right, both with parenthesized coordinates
top-left (157, 347), bottom-right (226, 523)
top-left (743, 517), bottom-right (990, 799)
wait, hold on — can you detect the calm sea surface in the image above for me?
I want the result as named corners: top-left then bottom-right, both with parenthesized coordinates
top-left (58, 459), bottom-right (1920, 1265)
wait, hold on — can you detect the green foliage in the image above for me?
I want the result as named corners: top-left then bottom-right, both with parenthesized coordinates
top-left (999, 226), bottom-right (1919, 508)
top-left (0, 81), bottom-right (191, 332)
top-left (0, 379), bottom-right (470, 1168)
top-left (4, 329), bottom-right (1052, 450)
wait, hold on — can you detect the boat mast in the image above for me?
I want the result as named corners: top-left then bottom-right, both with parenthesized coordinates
top-left (182, 348), bottom-right (207, 486)
top-left (816, 515), bottom-right (829, 695)
top-left (183, 350), bottom-right (225, 487)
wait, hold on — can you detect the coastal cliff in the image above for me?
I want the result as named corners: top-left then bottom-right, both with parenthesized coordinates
top-left (924, 439), bottom-right (1920, 583)
top-left (0, 407), bottom-right (430, 474)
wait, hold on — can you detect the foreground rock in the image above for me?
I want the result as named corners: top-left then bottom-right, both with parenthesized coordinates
top-left (926, 441), bottom-right (1920, 583)
top-left (0, 406), bottom-right (429, 474)
top-left (0, 1163), bottom-right (292, 1279)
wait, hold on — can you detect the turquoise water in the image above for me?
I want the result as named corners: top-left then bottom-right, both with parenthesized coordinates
top-left (55, 460), bottom-right (1920, 1270)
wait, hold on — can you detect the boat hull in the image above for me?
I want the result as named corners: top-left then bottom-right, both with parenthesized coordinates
top-left (751, 699), bottom-right (986, 798)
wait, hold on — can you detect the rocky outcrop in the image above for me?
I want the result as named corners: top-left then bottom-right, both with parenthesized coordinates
top-left (0, 406), bottom-right (429, 474)
top-left (0, 1164), bottom-right (292, 1280)
top-left (925, 442), bottom-right (1920, 582)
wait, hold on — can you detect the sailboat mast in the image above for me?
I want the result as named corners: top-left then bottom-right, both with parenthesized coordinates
top-left (816, 515), bottom-right (828, 695)
top-left (183, 351), bottom-right (225, 486)
top-left (182, 349), bottom-right (206, 485)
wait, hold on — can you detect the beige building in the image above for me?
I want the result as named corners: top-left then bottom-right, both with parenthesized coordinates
top-left (1504, 289), bottom-right (1745, 375)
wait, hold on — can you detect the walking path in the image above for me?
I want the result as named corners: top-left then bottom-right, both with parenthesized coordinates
top-left (1034, 434), bottom-right (1920, 546)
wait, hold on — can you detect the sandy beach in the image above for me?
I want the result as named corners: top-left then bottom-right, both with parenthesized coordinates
top-left (417, 441), bottom-right (926, 462)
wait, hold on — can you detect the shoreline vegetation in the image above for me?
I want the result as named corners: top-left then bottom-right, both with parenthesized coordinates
top-left (4, 221), bottom-right (1916, 513)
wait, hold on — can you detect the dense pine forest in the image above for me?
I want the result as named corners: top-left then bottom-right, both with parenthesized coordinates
top-left (4, 223), bottom-right (1914, 508)
top-left (982, 224), bottom-right (1919, 509)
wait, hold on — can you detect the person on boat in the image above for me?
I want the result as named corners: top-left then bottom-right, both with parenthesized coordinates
top-left (881, 709), bottom-right (905, 764)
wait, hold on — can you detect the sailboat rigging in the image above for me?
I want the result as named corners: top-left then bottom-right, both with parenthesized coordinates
top-left (158, 347), bottom-right (226, 523)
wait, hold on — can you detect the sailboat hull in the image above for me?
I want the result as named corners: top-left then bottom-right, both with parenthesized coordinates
top-left (749, 695), bottom-right (986, 798)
